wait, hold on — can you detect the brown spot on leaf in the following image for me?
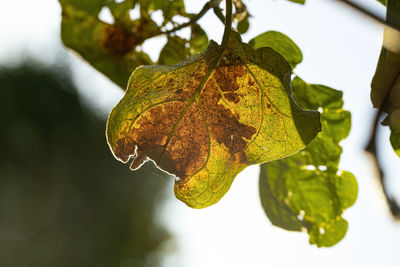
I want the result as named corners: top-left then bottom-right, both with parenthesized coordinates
top-left (224, 92), bottom-right (240, 103)
top-left (103, 25), bottom-right (139, 55)
top-left (238, 151), bottom-right (247, 164)
top-left (115, 101), bottom-right (209, 178)
top-left (201, 73), bottom-right (256, 155)
top-left (129, 150), bottom-right (148, 171)
top-left (166, 104), bottom-right (209, 177)
top-left (248, 79), bottom-right (255, 86)
top-left (213, 53), bottom-right (247, 92)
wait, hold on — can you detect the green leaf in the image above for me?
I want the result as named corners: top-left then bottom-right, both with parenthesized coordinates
top-left (59, 0), bottom-right (159, 88)
top-left (59, 0), bottom-right (106, 15)
top-left (138, 0), bottom-right (186, 23)
top-left (190, 24), bottom-right (209, 55)
top-left (378, 0), bottom-right (387, 6)
top-left (249, 31), bottom-right (303, 69)
top-left (237, 14), bottom-right (250, 34)
top-left (158, 36), bottom-right (190, 65)
top-left (107, 32), bottom-right (321, 208)
top-left (287, 0), bottom-right (306, 4)
top-left (371, 0), bottom-right (400, 155)
top-left (259, 77), bottom-right (357, 247)
top-left (107, 0), bottom-right (136, 22)
top-left (391, 131), bottom-right (400, 157)
top-left (371, 48), bottom-right (400, 114)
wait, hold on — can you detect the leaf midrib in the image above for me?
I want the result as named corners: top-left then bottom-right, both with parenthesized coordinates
top-left (157, 47), bottom-right (224, 167)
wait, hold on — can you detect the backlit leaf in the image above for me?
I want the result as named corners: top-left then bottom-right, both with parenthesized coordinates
top-left (237, 14), bottom-right (250, 34)
top-left (391, 131), bottom-right (400, 157)
top-left (139, 0), bottom-right (186, 23)
top-left (378, 0), bottom-right (387, 6)
top-left (158, 36), bottom-right (190, 65)
top-left (107, 32), bottom-right (321, 208)
top-left (190, 24), bottom-right (209, 55)
top-left (59, 0), bottom-right (159, 88)
top-left (287, 0), bottom-right (306, 4)
top-left (371, 0), bottom-right (400, 155)
top-left (260, 77), bottom-right (357, 247)
top-left (249, 31), bottom-right (303, 69)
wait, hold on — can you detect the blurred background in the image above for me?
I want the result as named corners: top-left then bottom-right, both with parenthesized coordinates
top-left (1, 0), bottom-right (400, 267)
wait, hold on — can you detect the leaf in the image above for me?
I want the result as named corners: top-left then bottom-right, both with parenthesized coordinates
top-left (287, 0), bottom-right (306, 4)
top-left (378, 0), bottom-right (387, 6)
top-left (107, 32), bottom-right (321, 208)
top-left (138, 0), bottom-right (186, 23)
top-left (371, 0), bottom-right (400, 155)
top-left (371, 48), bottom-right (400, 114)
top-left (59, 0), bottom-right (159, 88)
top-left (391, 131), bottom-right (400, 157)
top-left (158, 36), bottom-right (190, 65)
top-left (59, 0), bottom-right (107, 15)
top-left (259, 77), bottom-right (357, 247)
top-left (190, 24), bottom-right (209, 55)
top-left (249, 31), bottom-right (303, 69)
top-left (237, 14), bottom-right (250, 34)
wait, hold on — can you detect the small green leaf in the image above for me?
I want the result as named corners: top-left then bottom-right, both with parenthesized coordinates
top-left (107, 32), bottom-right (321, 208)
top-left (190, 24), bottom-right (209, 55)
top-left (139, 0), bottom-right (186, 23)
top-left (158, 36), bottom-right (190, 65)
top-left (249, 31), bottom-right (303, 69)
top-left (59, 0), bottom-right (106, 15)
top-left (378, 0), bottom-right (387, 6)
top-left (107, 0), bottom-right (136, 22)
top-left (287, 0), bottom-right (306, 4)
top-left (237, 15), bottom-right (250, 34)
top-left (259, 77), bottom-right (357, 247)
top-left (391, 131), bottom-right (400, 157)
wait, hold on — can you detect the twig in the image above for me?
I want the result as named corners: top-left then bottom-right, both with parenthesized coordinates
top-left (337, 0), bottom-right (400, 32)
top-left (366, 110), bottom-right (400, 220)
top-left (213, 6), bottom-right (226, 24)
top-left (221, 0), bottom-right (233, 48)
top-left (162, 0), bottom-right (222, 35)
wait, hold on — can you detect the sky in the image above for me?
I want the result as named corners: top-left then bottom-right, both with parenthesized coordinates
top-left (1, 0), bottom-right (400, 267)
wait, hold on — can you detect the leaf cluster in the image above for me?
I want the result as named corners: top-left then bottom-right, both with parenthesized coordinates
top-left (250, 32), bottom-right (357, 247)
top-left (59, 0), bottom-right (362, 248)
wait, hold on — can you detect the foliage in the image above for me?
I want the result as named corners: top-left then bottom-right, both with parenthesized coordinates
top-left (58, 0), bottom-right (399, 247)
top-left (372, 0), bottom-right (400, 157)
top-left (259, 77), bottom-right (356, 247)
top-left (249, 30), bottom-right (356, 246)
top-left (106, 31), bottom-right (320, 208)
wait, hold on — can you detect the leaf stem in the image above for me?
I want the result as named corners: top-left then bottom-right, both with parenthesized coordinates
top-left (221, 0), bottom-right (233, 48)
top-left (366, 110), bottom-right (400, 220)
top-left (213, 6), bottom-right (226, 24)
top-left (162, 0), bottom-right (222, 35)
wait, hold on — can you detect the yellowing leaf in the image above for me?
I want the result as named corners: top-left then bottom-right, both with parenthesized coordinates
top-left (106, 32), bottom-right (321, 208)
top-left (59, 0), bottom-right (159, 88)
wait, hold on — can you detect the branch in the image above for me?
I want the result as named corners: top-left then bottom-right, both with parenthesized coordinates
top-left (365, 110), bottom-right (400, 220)
top-left (162, 0), bottom-right (222, 35)
top-left (221, 0), bottom-right (233, 48)
top-left (338, 0), bottom-right (400, 32)
top-left (213, 6), bottom-right (226, 24)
